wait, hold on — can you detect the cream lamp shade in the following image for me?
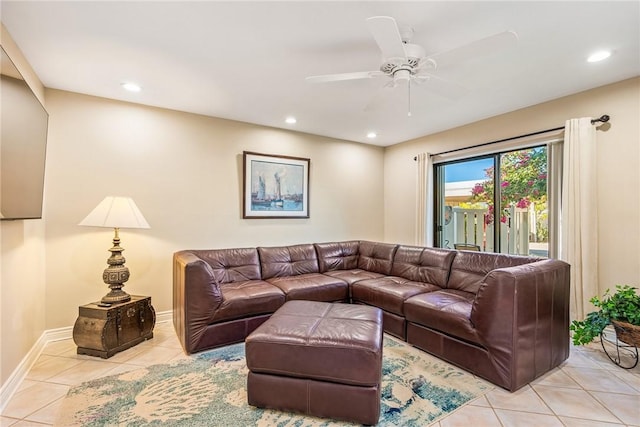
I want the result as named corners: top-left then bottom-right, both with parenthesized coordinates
top-left (79, 196), bottom-right (150, 229)
top-left (79, 196), bottom-right (150, 304)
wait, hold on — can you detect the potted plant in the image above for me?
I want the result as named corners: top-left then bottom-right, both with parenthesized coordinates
top-left (570, 285), bottom-right (640, 346)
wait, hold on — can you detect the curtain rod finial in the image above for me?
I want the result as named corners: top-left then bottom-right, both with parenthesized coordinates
top-left (591, 114), bottom-right (610, 124)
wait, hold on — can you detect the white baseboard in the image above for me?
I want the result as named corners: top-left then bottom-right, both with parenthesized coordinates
top-left (0, 328), bottom-right (57, 413)
top-left (156, 309), bottom-right (172, 324)
top-left (0, 309), bottom-right (173, 412)
top-left (45, 325), bottom-right (75, 342)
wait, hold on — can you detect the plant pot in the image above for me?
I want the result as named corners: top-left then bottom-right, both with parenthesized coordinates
top-left (611, 320), bottom-right (640, 347)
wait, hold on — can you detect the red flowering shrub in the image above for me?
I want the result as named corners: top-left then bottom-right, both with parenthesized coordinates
top-left (469, 148), bottom-right (547, 240)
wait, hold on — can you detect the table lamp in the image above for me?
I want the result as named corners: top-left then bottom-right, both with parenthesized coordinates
top-left (79, 196), bottom-right (150, 304)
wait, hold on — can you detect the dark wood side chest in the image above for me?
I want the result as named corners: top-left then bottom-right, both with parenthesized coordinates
top-left (73, 295), bottom-right (155, 358)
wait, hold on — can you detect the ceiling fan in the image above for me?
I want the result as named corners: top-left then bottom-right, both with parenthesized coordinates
top-left (306, 16), bottom-right (518, 116)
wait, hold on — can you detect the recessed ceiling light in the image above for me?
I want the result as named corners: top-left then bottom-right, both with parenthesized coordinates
top-left (367, 132), bottom-right (377, 139)
top-left (121, 82), bottom-right (141, 92)
top-left (285, 116), bottom-right (297, 124)
top-left (587, 50), bottom-right (611, 63)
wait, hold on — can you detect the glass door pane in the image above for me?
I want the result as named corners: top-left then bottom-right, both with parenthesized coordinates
top-left (497, 147), bottom-right (548, 256)
top-left (435, 157), bottom-right (494, 251)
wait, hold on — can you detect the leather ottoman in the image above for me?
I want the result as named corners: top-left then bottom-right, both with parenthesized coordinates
top-left (245, 300), bottom-right (383, 425)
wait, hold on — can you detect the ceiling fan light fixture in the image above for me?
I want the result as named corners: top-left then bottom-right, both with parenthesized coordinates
top-left (394, 69), bottom-right (411, 82)
top-left (587, 50), bottom-right (611, 63)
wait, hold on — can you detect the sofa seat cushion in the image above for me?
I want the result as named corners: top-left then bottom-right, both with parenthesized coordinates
top-left (323, 269), bottom-right (384, 285)
top-left (404, 290), bottom-right (480, 345)
top-left (267, 273), bottom-right (349, 302)
top-left (351, 276), bottom-right (440, 316)
top-left (211, 280), bottom-right (285, 323)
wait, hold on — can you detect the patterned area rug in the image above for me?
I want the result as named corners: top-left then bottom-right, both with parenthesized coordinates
top-left (55, 336), bottom-right (493, 426)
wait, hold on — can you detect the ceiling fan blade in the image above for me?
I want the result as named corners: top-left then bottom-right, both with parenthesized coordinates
top-left (306, 71), bottom-right (384, 83)
top-left (366, 16), bottom-right (407, 61)
top-left (425, 30), bottom-right (518, 69)
top-left (413, 72), bottom-right (469, 100)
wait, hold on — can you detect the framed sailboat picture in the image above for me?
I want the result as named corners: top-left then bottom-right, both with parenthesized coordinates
top-left (243, 151), bottom-right (310, 218)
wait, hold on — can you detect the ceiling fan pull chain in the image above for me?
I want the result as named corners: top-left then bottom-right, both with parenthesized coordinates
top-left (407, 80), bottom-right (412, 117)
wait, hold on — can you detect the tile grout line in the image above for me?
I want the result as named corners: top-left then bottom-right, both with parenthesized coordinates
top-left (579, 387), bottom-right (628, 425)
top-left (533, 365), bottom-right (628, 426)
top-left (487, 384), bottom-right (561, 426)
top-left (529, 374), bottom-right (572, 425)
top-left (561, 364), bottom-right (640, 396)
top-left (22, 395), bottom-right (65, 426)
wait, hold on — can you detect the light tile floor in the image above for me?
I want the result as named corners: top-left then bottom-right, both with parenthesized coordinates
top-left (2, 322), bottom-right (639, 426)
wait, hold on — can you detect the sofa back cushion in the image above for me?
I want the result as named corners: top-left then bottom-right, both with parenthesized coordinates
top-left (315, 241), bottom-right (360, 272)
top-left (258, 244), bottom-right (319, 279)
top-left (192, 248), bottom-right (262, 284)
top-left (357, 241), bottom-right (398, 275)
top-left (391, 245), bottom-right (455, 288)
top-left (448, 251), bottom-right (540, 293)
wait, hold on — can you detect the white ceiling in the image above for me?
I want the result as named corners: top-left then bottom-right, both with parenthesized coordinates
top-left (2, 1), bottom-right (639, 147)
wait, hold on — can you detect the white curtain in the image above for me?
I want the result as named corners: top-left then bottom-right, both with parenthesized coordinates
top-left (547, 140), bottom-right (563, 260)
top-left (560, 117), bottom-right (598, 321)
top-left (415, 153), bottom-right (434, 246)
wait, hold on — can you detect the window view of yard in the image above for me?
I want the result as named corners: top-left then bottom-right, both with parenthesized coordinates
top-left (437, 147), bottom-right (549, 257)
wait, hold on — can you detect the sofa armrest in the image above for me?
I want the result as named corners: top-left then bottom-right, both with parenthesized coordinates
top-left (471, 259), bottom-right (570, 390)
top-left (173, 251), bottom-right (223, 354)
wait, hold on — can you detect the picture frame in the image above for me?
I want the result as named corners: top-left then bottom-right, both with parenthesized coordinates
top-left (243, 151), bottom-right (310, 218)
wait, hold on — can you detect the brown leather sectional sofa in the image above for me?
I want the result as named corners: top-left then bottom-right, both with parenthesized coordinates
top-left (173, 240), bottom-right (570, 391)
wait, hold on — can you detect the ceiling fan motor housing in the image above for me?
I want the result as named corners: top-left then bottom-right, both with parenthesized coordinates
top-left (380, 42), bottom-right (426, 75)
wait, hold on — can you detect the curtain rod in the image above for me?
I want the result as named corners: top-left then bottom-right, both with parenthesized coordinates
top-left (413, 114), bottom-right (610, 160)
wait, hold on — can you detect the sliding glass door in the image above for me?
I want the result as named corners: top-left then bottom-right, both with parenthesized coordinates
top-left (434, 146), bottom-right (549, 257)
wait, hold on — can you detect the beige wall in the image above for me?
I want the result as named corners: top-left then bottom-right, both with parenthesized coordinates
top-left (42, 89), bottom-right (385, 329)
top-left (0, 24), bottom-right (47, 385)
top-left (384, 77), bottom-right (640, 292)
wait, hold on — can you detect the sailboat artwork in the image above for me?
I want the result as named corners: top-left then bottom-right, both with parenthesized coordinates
top-left (243, 152), bottom-right (310, 218)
